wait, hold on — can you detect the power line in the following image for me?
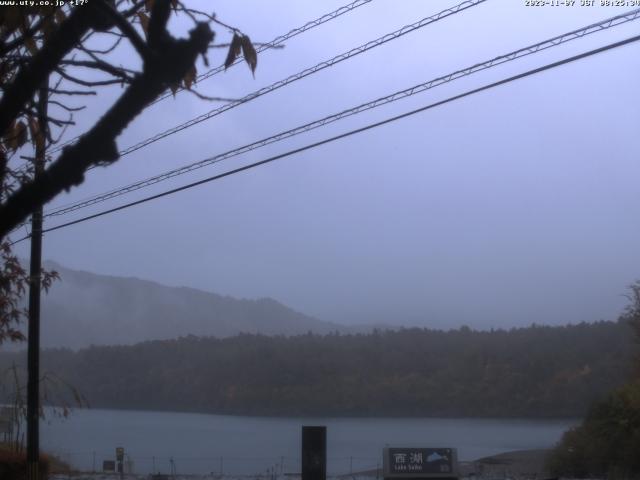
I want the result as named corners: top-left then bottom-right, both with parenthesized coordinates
top-left (7, 0), bottom-right (486, 236)
top-left (112, 0), bottom-right (487, 158)
top-left (41, 7), bottom-right (640, 219)
top-left (49, 0), bottom-right (376, 154)
top-left (9, 32), bottom-right (639, 246)
top-left (36, 0), bottom-right (486, 217)
top-left (154, 0), bottom-right (375, 104)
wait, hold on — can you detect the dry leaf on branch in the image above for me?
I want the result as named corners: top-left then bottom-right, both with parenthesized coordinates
top-left (183, 65), bottom-right (197, 90)
top-left (241, 35), bottom-right (257, 75)
top-left (137, 12), bottom-right (150, 37)
top-left (224, 33), bottom-right (243, 70)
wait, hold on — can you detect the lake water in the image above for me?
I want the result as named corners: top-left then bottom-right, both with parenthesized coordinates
top-left (40, 408), bottom-right (577, 476)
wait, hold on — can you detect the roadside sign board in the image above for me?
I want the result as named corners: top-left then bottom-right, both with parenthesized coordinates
top-left (383, 448), bottom-right (458, 479)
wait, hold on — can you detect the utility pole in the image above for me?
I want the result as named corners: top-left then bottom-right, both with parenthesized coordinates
top-left (26, 78), bottom-right (48, 480)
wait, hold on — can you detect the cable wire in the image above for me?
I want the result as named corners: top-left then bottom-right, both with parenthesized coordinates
top-left (155, 0), bottom-right (375, 104)
top-left (112, 0), bottom-right (487, 158)
top-left (9, 32), bottom-right (639, 246)
top-left (7, 0), bottom-right (486, 235)
top-left (41, 7), bottom-right (640, 219)
top-left (49, 0), bottom-right (376, 154)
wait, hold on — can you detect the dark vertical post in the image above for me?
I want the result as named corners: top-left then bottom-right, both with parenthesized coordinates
top-left (26, 79), bottom-right (48, 480)
top-left (302, 426), bottom-right (326, 480)
top-left (116, 447), bottom-right (124, 479)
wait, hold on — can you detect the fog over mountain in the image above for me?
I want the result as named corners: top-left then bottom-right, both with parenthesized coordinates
top-left (35, 261), bottom-right (348, 349)
top-left (10, 2), bottom-right (639, 335)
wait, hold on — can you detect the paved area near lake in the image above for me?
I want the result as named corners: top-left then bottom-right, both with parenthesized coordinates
top-left (50, 449), bottom-right (552, 480)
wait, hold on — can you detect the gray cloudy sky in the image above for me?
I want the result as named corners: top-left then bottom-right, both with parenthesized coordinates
top-left (12, 0), bottom-right (640, 328)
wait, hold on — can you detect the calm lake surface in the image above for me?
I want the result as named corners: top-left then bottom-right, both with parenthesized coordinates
top-left (40, 408), bottom-right (577, 475)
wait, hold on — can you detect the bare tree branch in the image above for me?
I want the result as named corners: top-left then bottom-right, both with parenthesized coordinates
top-left (48, 100), bottom-right (86, 113)
top-left (183, 89), bottom-right (238, 102)
top-left (0, 20), bottom-right (41, 56)
top-left (55, 67), bottom-right (129, 87)
top-left (101, 1), bottom-right (150, 61)
top-left (60, 59), bottom-right (137, 80)
top-left (0, 5), bottom-right (98, 138)
top-left (81, 35), bottom-right (124, 55)
top-left (47, 88), bottom-right (97, 96)
top-left (0, 0), bottom-right (214, 239)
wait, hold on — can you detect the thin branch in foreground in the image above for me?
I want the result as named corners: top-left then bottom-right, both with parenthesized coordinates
top-left (0, 4), bottom-right (100, 137)
top-left (182, 88), bottom-right (238, 102)
top-left (55, 68), bottom-right (129, 87)
top-left (48, 100), bottom-right (86, 113)
top-left (82, 35), bottom-right (125, 55)
top-left (0, 0), bottom-right (214, 239)
top-left (47, 88), bottom-right (97, 96)
top-left (100, 1), bottom-right (151, 62)
top-left (60, 59), bottom-right (137, 81)
top-left (210, 43), bottom-right (283, 49)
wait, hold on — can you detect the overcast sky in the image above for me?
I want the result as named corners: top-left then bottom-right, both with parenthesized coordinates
top-left (11, 0), bottom-right (640, 329)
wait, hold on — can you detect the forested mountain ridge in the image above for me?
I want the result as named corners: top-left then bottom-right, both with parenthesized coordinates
top-left (1, 321), bottom-right (634, 417)
top-left (34, 261), bottom-right (344, 348)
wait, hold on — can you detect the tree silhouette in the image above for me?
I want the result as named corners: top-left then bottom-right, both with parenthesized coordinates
top-left (0, 0), bottom-right (257, 343)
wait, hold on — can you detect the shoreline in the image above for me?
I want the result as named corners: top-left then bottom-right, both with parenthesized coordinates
top-left (48, 449), bottom-right (553, 480)
top-left (40, 405), bottom-right (582, 421)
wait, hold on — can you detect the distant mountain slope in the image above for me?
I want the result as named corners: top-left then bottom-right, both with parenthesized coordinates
top-left (37, 261), bottom-right (342, 348)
